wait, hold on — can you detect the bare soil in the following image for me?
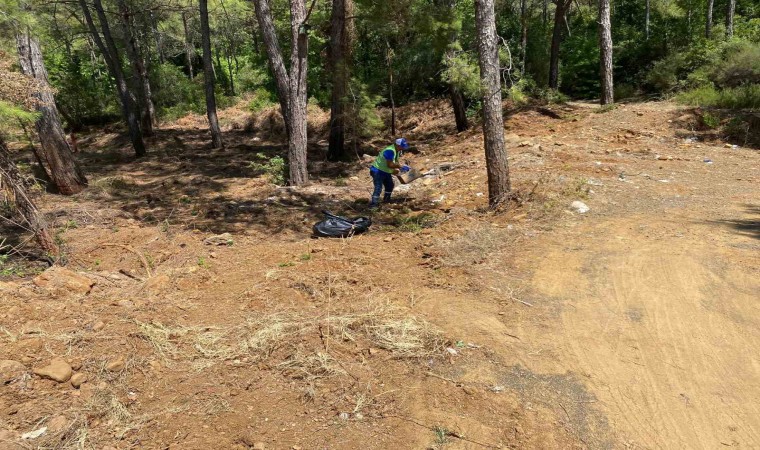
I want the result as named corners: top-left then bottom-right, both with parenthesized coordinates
top-left (1, 100), bottom-right (758, 450)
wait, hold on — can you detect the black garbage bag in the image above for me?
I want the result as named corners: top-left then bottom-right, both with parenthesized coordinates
top-left (312, 211), bottom-right (371, 238)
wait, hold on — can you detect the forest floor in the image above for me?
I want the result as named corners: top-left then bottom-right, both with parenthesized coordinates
top-left (0, 99), bottom-right (758, 450)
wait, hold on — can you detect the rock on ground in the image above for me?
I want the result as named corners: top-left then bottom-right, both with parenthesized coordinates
top-left (570, 200), bottom-right (590, 214)
top-left (70, 373), bottom-right (88, 388)
top-left (204, 233), bottom-right (234, 246)
top-left (33, 358), bottom-right (72, 383)
top-left (0, 360), bottom-right (26, 384)
top-left (33, 267), bottom-right (94, 296)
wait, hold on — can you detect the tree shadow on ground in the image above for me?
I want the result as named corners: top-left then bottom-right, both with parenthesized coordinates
top-left (709, 204), bottom-right (760, 240)
top-left (48, 127), bottom-right (439, 236)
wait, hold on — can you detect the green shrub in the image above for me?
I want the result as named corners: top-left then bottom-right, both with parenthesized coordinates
top-left (709, 41), bottom-right (760, 88)
top-left (614, 83), bottom-right (637, 100)
top-left (345, 79), bottom-right (384, 139)
top-left (442, 51), bottom-right (481, 98)
top-left (248, 88), bottom-right (277, 112)
top-left (151, 64), bottom-right (204, 119)
top-left (701, 111), bottom-right (721, 128)
top-left (677, 84), bottom-right (760, 109)
top-left (248, 153), bottom-right (287, 185)
top-left (235, 65), bottom-right (270, 93)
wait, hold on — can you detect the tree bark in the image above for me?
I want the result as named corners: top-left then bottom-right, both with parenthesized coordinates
top-left (705, 0), bottom-right (714, 38)
top-left (16, 33), bottom-right (88, 196)
top-left (286, 0), bottom-right (309, 185)
top-left (645, 0), bottom-right (651, 40)
top-left (520, 0), bottom-right (528, 74)
top-left (0, 137), bottom-right (59, 259)
top-left (182, 11), bottom-right (195, 79)
top-left (327, 0), bottom-right (353, 161)
top-left (199, 0), bottom-right (224, 149)
top-left (449, 83), bottom-right (468, 132)
top-left (549, 0), bottom-right (572, 90)
top-left (252, 0), bottom-right (310, 185)
top-left (253, 0), bottom-right (291, 132)
top-left (725, 0), bottom-right (735, 38)
top-left (117, 0), bottom-right (156, 136)
top-left (598, 0), bottom-right (614, 105)
top-left (79, 0), bottom-right (146, 157)
top-left (475, 0), bottom-right (510, 208)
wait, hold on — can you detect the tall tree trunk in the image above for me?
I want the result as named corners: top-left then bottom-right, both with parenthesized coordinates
top-left (549, 0), bottom-right (571, 90)
top-left (520, 0), bottom-right (528, 74)
top-left (449, 83), bottom-right (469, 132)
top-left (705, 0), bottom-right (714, 37)
top-left (725, 0), bottom-right (735, 38)
top-left (252, 0), bottom-right (310, 185)
top-left (150, 11), bottom-right (165, 64)
top-left (182, 12), bottom-right (195, 79)
top-left (645, 0), bottom-right (651, 40)
top-left (328, 0), bottom-right (352, 161)
top-left (387, 45), bottom-right (396, 137)
top-left (475, 0), bottom-right (510, 208)
top-left (253, 0), bottom-right (291, 133)
top-left (598, 0), bottom-right (614, 105)
top-left (117, 0), bottom-right (156, 136)
top-left (199, 0), bottom-right (224, 149)
top-left (287, 0), bottom-right (309, 185)
top-left (16, 33), bottom-right (88, 195)
top-left (79, 0), bottom-right (146, 157)
top-left (0, 137), bottom-right (59, 259)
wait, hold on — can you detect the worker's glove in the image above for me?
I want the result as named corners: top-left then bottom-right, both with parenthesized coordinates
top-left (400, 165), bottom-right (411, 173)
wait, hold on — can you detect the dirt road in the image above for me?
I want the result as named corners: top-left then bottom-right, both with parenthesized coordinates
top-left (1, 100), bottom-right (757, 449)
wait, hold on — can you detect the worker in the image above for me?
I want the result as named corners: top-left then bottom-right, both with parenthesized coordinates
top-left (369, 137), bottom-right (410, 208)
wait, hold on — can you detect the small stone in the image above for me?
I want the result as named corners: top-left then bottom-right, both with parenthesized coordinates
top-left (204, 233), bottom-right (234, 246)
top-left (383, 237), bottom-right (393, 242)
top-left (69, 359), bottom-right (82, 371)
top-left (349, 176), bottom-right (359, 181)
top-left (252, 443), bottom-right (266, 450)
top-left (354, 413), bottom-right (364, 420)
top-left (106, 358), bottom-right (125, 372)
top-left (47, 415), bottom-right (67, 433)
top-left (92, 321), bottom-right (105, 332)
top-left (570, 201), bottom-right (590, 214)
top-left (463, 386), bottom-right (478, 395)
top-left (338, 412), bottom-right (350, 421)
top-left (0, 360), bottom-right (26, 384)
top-left (33, 357), bottom-right (72, 383)
top-left (70, 373), bottom-right (88, 388)
top-left (33, 267), bottom-right (94, 295)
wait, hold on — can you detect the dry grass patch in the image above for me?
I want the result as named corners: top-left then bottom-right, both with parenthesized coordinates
top-left (437, 224), bottom-right (510, 268)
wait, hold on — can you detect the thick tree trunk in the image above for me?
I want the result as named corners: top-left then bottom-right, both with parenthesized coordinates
top-left (705, 0), bottom-right (714, 37)
top-left (725, 0), bottom-right (735, 38)
top-left (449, 83), bottom-right (469, 132)
top-left (16, 33), bottom-right (87, 195)
top-left (253, 0), bottom-right (292, 132)
top-left (327, 0), bottom-right (352, 161)
top-left (287, 0), bottom-right (309, 185)
top-left (0, 137), bottom-right (59, 259)
top-left (598, 0), bottom-right (614, 105)
top-left (252, 0), bottom-right (309, 185)
top-left (79, 0), bottom-right (146, 157)
top-left (182, 12), bottom-right (194, 79)
top-left (199, 0), bottom-right (224, 149)
top-left (646, 0), bottom-right (651, 40)
top-left (475, 0), bottom-right (510, 208)
top-left (117, 0), bottom-right (156, 136)
top-left (549, 0), bottom-right (571, 90)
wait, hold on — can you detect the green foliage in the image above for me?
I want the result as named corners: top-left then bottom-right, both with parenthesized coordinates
top-left (0, 100), bottom-right (38, 131)
top-left (248, 88), bottom-right (277, 113)
top-left (248, 153), bottom-right (287, 185)
top-left (701, 111), bottom-right (720, 128)
top-left (677, 84), bottom-right (760, 109)
top-left (236, 66), bottom-right (271, 94)
top-left (345, 79), bottom-right (384, 139)
top-left (442, 52), bottom-right (481, 98)
top-left (151, 64), bottom-right (205, 120)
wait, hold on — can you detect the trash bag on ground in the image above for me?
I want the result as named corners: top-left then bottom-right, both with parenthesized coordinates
top-left (312, 211), bottom-right (371, 238)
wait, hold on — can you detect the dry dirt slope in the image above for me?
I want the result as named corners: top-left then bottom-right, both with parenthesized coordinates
top-left (0, 100), bottom-right (758, 449)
